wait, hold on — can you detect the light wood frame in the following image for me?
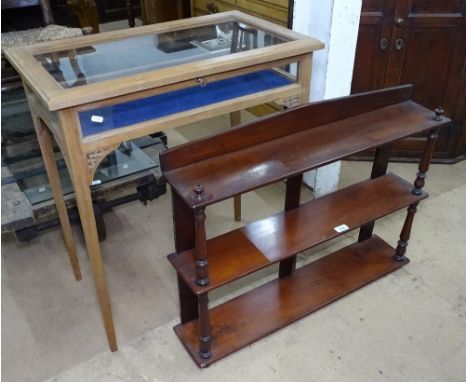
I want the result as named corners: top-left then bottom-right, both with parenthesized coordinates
top-left (4, 11), bottom-right (323, 352)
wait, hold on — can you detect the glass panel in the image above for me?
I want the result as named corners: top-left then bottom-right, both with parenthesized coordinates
top-left (78, 68), bottom-right (295, 137)
top-left (34, 20), bottom-right (288, 88)
top-left (5, 141), bottom-right (158, 205)
top-left (1, 87), bottom-right (36, 151)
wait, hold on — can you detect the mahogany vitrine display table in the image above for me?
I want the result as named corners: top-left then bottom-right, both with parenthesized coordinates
top-left (161, 85), bottom-right (450, 367)
top-left (4, 11), bottom-right (323, 351)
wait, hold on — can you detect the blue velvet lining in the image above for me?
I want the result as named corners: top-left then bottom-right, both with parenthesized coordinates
top-left (79, 70), bottom-right (293, 137)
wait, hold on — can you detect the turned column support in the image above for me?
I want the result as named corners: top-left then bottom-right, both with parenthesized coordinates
top-left (193, 185), bottom-right (209, 286)
top-left (394, 203), bottom-right (418, 262)
top-left (198, 293), bottom-right (212, 359)
top-left (395, 108), bottom-right (441, 261)
top-left (412, 128), bottom-right (439, 195)
top-left (412, 108), bottom-right (442, 195)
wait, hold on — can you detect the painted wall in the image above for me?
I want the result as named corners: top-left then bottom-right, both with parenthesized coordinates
top-left (293, 0), bottom-right (362, 196)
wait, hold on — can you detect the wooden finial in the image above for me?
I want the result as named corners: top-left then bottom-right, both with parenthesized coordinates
top-left (193, 184), bottom-right (205, 201)
top-left (433, 107), bottom-right (444, 121)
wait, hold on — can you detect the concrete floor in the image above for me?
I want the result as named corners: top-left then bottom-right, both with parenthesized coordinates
top-left (2, 114), bottom-right (465, 382)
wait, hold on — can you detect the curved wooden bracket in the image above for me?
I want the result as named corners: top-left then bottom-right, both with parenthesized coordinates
top-left (86, 143), bottom-right (120, 185)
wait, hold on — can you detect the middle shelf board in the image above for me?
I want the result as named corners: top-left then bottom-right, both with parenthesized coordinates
top-left (174, 234), bottom-right (408, 368)
top-left (168, 173), bottom-right (426, 295)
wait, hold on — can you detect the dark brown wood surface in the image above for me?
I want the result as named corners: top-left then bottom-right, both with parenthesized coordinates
top-left (168, 173), bottom-right (426, 295)
top-left (174, 235), bottom-right (409, 367)
top-left (162, 97), bottom-right (448, 209)
top-left (171, 189), bottom-right (199, 323)
top-left (352, 0), bottom-right (465, 161)
top-left (95, 0), bottom-right (138, 23)
top-left (160, 85), bottom-right (414, 172)
top-left (278, 173), bottom-right (303, 278)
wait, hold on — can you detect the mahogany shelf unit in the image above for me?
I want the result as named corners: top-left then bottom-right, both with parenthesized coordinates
top-left (160, 85), bottom-right (450, 367)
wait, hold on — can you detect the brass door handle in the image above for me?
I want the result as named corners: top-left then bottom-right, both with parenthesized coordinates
top-left (395, 17), bottom-right (405, 27)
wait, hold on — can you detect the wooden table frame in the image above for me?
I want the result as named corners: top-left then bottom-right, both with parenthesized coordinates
top-left (4, 11), bottom-right (323, 351)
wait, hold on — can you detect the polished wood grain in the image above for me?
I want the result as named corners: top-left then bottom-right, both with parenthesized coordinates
top-left (171, 189), bottom-right (199, 323)
top-left (162, 96), bottom-right (449, 210)
top-left (160, 85), bottom-right (414, 171)
top-left (168, 173), bottom-right (426, 295)
top-left (278, 173), bottom-right (302, 278)
top-left (174, 235), bottom-right (408, 367)
top-left (165, 88), bottom-right (445, 367)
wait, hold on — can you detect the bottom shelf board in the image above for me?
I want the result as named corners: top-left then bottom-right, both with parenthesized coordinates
top-left (174, 235), bottom-right (409, 367)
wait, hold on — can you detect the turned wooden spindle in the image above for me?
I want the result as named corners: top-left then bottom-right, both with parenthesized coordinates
top-left (198, 293), bottom-right (212, 359)
top-left (395, 112), bottom-right (441, 261)
top-left (193, 184), bottom-right (205, 201)
top-left (412, 129), bottom-right (439, 195)
top-left (394, 203), bottom-right (418, 261)
top-left (193, 188), bottom-right (209, 285)
top-left (412, 108), bottom-right (442, 195)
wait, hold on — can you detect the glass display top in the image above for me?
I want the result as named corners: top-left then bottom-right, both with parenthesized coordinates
top-left (34, 20), bottom-right (287, 88)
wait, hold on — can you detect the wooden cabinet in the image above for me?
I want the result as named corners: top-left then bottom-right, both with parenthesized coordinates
top-left (191, 0), bottom-right (291, 27)
top-left (95, 0), bottom-right (142, 23)
top-left (352, 0), bottom-right (465, 162)
top-left (139, 0), bottom-right (189, 24)
top-left (161, 86), bottom-right (449, 367)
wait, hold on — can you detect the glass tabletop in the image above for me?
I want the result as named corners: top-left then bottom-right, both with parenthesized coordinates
top-left (4, 141), bottom-right (159, 205)
top-left (34, 20), bottom-right (287, 88)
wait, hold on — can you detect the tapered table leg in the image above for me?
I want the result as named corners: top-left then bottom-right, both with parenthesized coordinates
top-left (59, 110), bottom-right (118, 352)
top-left (69, 163), bottom-right (118, 351)
top-left (33, 117), bottom-right (82, 281)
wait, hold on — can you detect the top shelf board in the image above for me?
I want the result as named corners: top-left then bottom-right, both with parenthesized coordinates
top-left (161, 85), bottom-right (450, 209)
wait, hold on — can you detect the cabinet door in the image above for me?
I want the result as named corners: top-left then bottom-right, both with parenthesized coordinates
top-left (191, 0), bottom-right (289, 26)
top-left (352, 0), bottom-right (397, 92)
top-left (352, 0), bottom-right (465, 161)
top-left (95, 0), bottom-right (128, 22)
top-left (391, 0), bottom-right (465, 158)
